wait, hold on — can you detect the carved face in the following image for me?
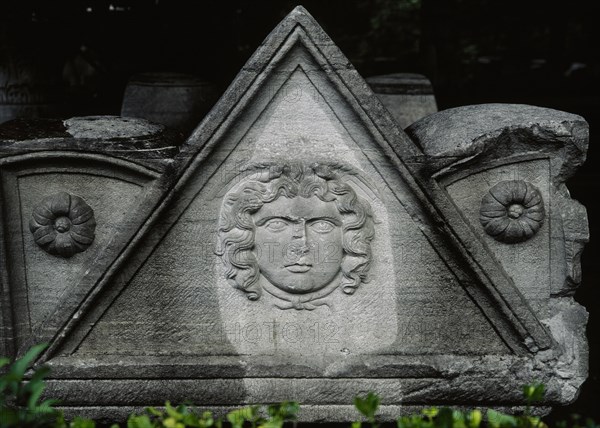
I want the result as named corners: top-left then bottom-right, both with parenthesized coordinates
top-left (216, 163), bottom-right (375, 305)
top-left (252, 196), bottom-right (343, 294)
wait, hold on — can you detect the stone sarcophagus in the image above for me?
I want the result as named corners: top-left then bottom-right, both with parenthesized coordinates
top-left (0, 6), bottom-right (589, 422)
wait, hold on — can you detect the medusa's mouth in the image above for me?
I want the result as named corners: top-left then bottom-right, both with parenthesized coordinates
top-left (284, 262), bottom-right (313, 273)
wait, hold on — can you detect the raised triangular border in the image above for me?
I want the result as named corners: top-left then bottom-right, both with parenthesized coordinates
top-left (38, 6), bottom-right (551, 364)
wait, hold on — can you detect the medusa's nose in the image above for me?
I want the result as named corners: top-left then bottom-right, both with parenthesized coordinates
top-left (291, 220), bottom-right (311, 253)
top-left (291, 220), bottom-right (307, 240)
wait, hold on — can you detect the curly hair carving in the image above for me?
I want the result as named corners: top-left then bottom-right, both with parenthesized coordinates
top-left (216, 163), bottom-right (375, 301)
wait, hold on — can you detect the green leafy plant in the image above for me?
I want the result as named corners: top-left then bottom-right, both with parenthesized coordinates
top-left (353, 391), bottom-right (380, 428)
top-left (556, 414), bottom-right (600, 428)
top-left (361, 382), bottom-right (552, 428)
top-left (397, 407), bottom-right (483, 428)
top-left (264, 401), bottom-right (300, 428)
top-left (54, 414), bottom-right (99, 428)
top-left (227, 406), bottom-right (261, 428)
top-left (124, 400), bottom-right (298, 428)
top-left (127, 402), bottom-right (217, 428)
top-left (487, 382), bottom-right (547, 428)
top-left (225, 401), bottom-right (299, 428)
top-left (0, 343), bottom-right (59, 428)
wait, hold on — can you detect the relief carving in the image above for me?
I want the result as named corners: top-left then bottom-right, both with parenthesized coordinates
top-left (479, 180), bottom-right (545, 244)
top-left (29, 192), bottom-right (96, 257)
top-left (216, 163), bottom-right (375, 310)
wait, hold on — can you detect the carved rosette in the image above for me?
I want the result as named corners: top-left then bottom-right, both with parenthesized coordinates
top-left (479, 180), bottom-right (545, 244)
top-left (29, 192), bottom-right (96, 258)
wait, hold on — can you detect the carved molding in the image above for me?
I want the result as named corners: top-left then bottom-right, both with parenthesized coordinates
top-left (479, 180), bottom-right (545, 244)
top-left (29, 192), bottom-right (96, 257)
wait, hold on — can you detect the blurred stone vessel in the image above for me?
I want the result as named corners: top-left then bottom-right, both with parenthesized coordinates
top-left (121, 72), bottom-right (220, 136)
top-left (366, 73), bottom-right (438, 129)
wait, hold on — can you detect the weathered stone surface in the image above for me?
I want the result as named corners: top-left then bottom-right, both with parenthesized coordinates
top-left (0, 115), bottom-right (183, 359)
top-left (366, 73), bottom-right (438, 128)
top-left (0, 7), bottom-right (589, 422)
top-left (64, 115), bottom-right (165, 140)
top-left (406, 103), bottom-right (589, 404)
top-left (406, 104), bottom-right (589, 298)
top-left (0, 115), bottom-right (183, 166)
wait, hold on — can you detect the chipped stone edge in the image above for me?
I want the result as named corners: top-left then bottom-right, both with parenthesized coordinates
top-left (406, 103), bottom-right (590, 405)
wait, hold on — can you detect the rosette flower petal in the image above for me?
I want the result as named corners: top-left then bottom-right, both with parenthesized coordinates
top-left (29, 192), bottom-right (96, 257)
top-left (479, 180), bottom-right (545, 244)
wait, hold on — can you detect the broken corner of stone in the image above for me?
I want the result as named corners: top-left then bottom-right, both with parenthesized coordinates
top-left (0, 5), bottom-right (590, 422)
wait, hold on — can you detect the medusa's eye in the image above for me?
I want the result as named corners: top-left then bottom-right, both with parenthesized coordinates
top-left (308, 219), bottom-right (335, 234)
top-left (264, 218), bottom-right (289, 232)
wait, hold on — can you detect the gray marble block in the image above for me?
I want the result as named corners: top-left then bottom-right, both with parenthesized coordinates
top-left (367, 73), bottom-right (438, 129)
top-left (0, 6), bottom-right (589, 422)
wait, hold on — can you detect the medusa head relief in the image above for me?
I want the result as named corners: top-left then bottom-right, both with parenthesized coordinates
top-left (216, 163), bottom-right (376, 310)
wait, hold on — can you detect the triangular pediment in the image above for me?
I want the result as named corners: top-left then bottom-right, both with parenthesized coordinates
top-left (38, 6), bottom-right (551, 365)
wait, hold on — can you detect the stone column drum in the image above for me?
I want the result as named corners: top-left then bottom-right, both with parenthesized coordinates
top-left (366, 73), bottom-right (438, 129)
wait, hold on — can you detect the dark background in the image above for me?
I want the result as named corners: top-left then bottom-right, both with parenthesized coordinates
top-left (1, 0), bottom-right (598, 423)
